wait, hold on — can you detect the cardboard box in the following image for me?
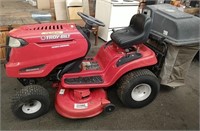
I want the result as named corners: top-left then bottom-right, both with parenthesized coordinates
top-left (67, 7), bottom-right (83, 20)
top-left (184, 7), bottom-right (199, 15)
top-left (37, 0), bottom-right (50, 9)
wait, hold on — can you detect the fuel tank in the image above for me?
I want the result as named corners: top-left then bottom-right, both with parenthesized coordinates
top-left (6, 23), bottom-right (89, 78)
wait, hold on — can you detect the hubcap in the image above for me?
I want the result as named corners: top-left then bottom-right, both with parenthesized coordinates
top-left (22, 100), bottom-right (42, 114)
top-left (131, 83), bottom-right (152, 101)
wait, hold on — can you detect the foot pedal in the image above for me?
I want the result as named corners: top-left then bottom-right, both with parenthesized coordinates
top-left (65, 76), bottom-right (103, 84)
top-left (82, 61), bottom-right (100, 70)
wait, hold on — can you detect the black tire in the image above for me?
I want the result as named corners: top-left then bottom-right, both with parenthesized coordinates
top-left (117, 69), bottom-right (160, 108)
top-left (194, 51), bottom-right (199, 61)
top-left (104, 103), bottom-right (115, 113)
top-left (11, 85), bottom-right (50, 120)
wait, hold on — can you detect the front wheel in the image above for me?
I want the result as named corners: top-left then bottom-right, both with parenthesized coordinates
top-left (11, 85), bottom-right (50, 120)
top-left (117, 69), bottom-right (160, 108)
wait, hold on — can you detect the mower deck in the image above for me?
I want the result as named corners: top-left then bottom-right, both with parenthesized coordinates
top-left (55, 87), bottom-right (110, 119)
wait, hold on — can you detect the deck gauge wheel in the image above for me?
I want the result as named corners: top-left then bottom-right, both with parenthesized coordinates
top-left (104, 103), bottom-right (115, 113)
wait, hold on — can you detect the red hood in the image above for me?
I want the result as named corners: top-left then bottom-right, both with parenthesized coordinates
top-left (9, 23), bottom-right (84, 43)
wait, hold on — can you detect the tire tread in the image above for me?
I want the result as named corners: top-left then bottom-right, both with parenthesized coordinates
top-left (11, 85), bottom-right (50, 119)
top-left (117, 69), bottom-right (159, 108)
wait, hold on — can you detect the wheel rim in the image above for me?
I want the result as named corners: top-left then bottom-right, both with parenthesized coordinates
top-left (131, 83), bottom-right (152, 101)
top-left (22, 100), bottom-right (42, 114)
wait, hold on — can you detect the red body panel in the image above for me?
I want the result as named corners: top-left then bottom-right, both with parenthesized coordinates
top-left (6, 23), bottom-right (88, 78)
top-left (61, 43), bottom-right (157, 89)
top-left (56, 43), bottom-right (157, 118)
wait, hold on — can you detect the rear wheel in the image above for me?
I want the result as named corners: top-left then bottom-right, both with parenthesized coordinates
top-left (11, 85), bottom-right (50, 120)
top-left (117, 69), bottom-right (160, 108)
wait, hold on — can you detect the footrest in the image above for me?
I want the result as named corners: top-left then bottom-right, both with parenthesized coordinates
top-left (65, 76), bottom-right (103, 84)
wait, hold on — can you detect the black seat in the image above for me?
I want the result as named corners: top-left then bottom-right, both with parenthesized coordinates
top-left (111, 14), bottom-right (152, 49)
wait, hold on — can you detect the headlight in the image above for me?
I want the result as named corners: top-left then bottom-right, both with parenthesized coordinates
top-left (8, 37), bottom-right (27, 48)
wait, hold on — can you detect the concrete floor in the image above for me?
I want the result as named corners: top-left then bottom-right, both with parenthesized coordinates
top-left (0, 38), bottom-right (199, 130)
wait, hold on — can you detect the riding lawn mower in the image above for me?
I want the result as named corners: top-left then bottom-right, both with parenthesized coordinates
top-left (5, 4), bottom-right (200, 120)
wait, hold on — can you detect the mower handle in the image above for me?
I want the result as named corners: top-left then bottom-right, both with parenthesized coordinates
top-left (77, 12), bottom-right (105, 27)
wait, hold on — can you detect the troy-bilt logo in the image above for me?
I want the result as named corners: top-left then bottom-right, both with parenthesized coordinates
top-left (40, 34), bottom-right (70, 41)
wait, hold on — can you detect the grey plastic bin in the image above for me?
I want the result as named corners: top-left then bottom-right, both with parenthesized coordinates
top-left (143, 4), bottom-right (200, 46)
top-left (143, 4), bottom-right (200, 88)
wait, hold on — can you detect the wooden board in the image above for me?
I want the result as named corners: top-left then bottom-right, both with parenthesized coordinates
top-left (0, 31), bottom-right (8, 60)
top-left (0, 46), bottom-right (6, 60)
top-left (0, 31), bottom-right (8, 44)
top-left (0, 0), bottom-right (38, 16)
top-left (0, 17), bottom-right (37, 27)
top-left (49, 0), bottom-right (55, 8)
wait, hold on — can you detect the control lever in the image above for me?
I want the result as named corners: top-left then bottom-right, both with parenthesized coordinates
top-left (125, 49), bottom-right (130, 58)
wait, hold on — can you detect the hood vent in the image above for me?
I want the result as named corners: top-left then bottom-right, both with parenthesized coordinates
top-left (26, 24), bottom-right (64, 31)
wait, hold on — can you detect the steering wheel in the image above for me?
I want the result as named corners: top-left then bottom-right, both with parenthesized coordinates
top-left (77, 12), bottom-right (105, 27)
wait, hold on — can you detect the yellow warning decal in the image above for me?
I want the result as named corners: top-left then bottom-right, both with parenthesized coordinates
top-left (41, 31), bottom-right (63, 35)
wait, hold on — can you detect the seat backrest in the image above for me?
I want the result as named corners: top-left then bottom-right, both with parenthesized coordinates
top-left (110, 13), bottom-right (152, 49)
top-left (130, 13), bottom-right (151, 32)
top-left (129, 13), bottom-right (152, 40)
